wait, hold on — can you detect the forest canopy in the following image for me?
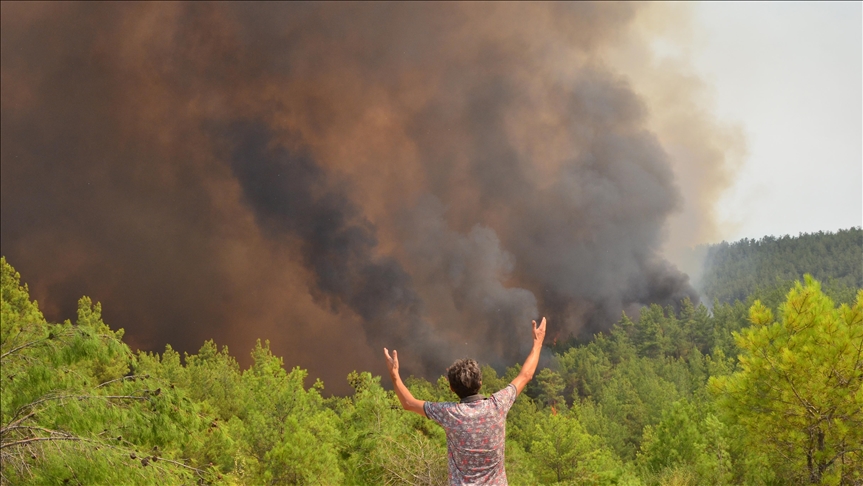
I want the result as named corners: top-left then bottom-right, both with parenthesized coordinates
top-left (699, 227), bottom-right (862, 306)
top-left (2, 228), bottom-right (862, 485)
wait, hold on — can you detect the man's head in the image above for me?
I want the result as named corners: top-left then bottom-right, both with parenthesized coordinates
top-left (446, 358), bottom-right (482, 398)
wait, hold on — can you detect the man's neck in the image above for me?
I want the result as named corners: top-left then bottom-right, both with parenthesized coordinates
top-left (459, 394), bottom-right (485, 404)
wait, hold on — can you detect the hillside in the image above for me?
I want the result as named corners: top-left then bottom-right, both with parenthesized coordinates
top-left (698, 227), bottom-right (862, 306)
top-left (0, 243), bottom-right (863, 486)
top-left (2, 247), bottom-right (861, 484)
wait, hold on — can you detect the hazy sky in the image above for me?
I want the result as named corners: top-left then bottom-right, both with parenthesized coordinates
top-left (689, 2), bottom-right (862, 241)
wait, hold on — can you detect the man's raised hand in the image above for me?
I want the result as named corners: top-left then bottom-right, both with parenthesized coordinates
top-left (383, 348), bottom-right (426, 416)
top-left (384, 348), bottom-right (399, 378)
top-left (532, 317), bottom-right (547, 347)
top-left (512, 317), bottom-right (548, 395)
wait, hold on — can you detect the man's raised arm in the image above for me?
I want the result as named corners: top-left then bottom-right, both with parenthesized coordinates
top-left (510, 317), bottom-right (547, 396)
top-left (383, 348), bottom-right (426, 416)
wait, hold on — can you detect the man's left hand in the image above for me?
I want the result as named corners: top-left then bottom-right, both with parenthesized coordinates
top-left (384, 348), bottom-right (399, 378)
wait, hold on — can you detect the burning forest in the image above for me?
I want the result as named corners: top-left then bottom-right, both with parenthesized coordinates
top-left (4, 3), bottom-right (862, 484)
top-left (1, 3), bottom-right (741, 389)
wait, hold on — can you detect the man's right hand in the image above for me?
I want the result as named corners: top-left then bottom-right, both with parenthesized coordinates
top-left (533, 317), bottom-right (547, 347)
top-left (512, 316), bottom-right (547, 396)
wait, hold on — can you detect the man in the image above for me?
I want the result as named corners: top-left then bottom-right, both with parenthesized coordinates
top-left (383, 317), bottom-right (547, 485)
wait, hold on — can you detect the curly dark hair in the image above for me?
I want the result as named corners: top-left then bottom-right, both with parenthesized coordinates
top-left (446, 358), bottom-right (482, 398)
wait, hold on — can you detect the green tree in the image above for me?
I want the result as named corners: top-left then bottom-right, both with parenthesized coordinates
top-left (556, 341), bottom-right (612, 401)
top-left (239, 340), bottom-right (343, 484)
top-left (531, 412), bottom-right (619, 484)
top-left (1, 258), bottom-right (212, 485)
top-left (185, 340), bottom-right (247, 421)
top-left (335, 371), bottom-right (447, 485)
top-left (535, 368), bottom-right (567, 411)
top-left (700, 227), bottom-right (862, 306)
top-left (637, 400), bottom-right (732, 485)
top-left (679, 298), bottom-right (713, 355)
top-left (638, 400), bottom-right (702, 472)
top-left (711, 276), bottom-right (863, 484)
top-left (632, 305), bottom-right (672, 359)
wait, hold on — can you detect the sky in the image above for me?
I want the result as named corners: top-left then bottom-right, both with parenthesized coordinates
top-left (690, 2), bottom-right (862, 241)
top-left (1, 3), bottom-right (860, 392)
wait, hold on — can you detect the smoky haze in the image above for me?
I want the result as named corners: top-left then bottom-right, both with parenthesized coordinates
top-left (1, 3), bottom-right (727, 393)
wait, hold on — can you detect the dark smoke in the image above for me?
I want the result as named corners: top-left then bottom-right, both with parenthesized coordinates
top-left (1, 3), bottom-right (709, 393)
top-left (223, 122), bottom-right (448, 372)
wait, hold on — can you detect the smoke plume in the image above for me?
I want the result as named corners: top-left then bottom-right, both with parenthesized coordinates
top-left (1, 3), bottom-right (738, 392)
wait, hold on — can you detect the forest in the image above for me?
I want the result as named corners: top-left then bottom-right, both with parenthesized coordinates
top-left (699, 227), bottom-right (862, 307)
top-left (1, 228), bottom-right (861, 485)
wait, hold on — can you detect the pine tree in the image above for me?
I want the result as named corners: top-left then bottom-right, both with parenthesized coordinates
top-left (711, 276), bottom-right (863, 484)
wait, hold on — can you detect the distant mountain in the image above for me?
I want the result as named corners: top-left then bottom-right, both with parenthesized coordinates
top-left (698, 227), bottom-right (862, 306)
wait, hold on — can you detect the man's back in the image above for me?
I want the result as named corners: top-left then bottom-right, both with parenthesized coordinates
top-left (384, 319), bottom-right (545, 486)
top-left (424, 384), bottom-right (517, 485)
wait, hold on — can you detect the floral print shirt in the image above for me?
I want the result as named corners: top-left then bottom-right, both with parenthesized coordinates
top-left (424, 384), bottom-right (517, 485)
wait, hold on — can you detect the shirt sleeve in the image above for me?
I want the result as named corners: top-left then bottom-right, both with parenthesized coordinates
top-left (491, 384), bottom-right (517, 414)
top-left (423, 401), bottom-right (446, 425)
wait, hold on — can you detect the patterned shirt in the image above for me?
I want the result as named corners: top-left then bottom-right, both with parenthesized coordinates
top-left (424, 384), bottom-right (517, 485)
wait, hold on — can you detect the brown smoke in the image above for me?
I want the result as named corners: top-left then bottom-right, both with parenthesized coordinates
top-left (1, 3), bottom-right (738, 393)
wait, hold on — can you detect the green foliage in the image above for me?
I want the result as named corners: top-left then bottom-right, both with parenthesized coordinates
top-left (239, 341), bottom-right (343, 484)
top-left (338, 371), bottom-right (447, 485)
top-left (711, 277), bottom-right (863, 484)
top-left (535, 368), bottom-right (567, 411)
top-left (637, 400), bottom-right (732, 485)
top-left (3, 253), bottom-right (861, 485)
top-left (530, 411), bottom-right (620, 484)
top-left (1, 258), bottom-right (215, 485)
top-left (700, 227), bottom-right (862, 306)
